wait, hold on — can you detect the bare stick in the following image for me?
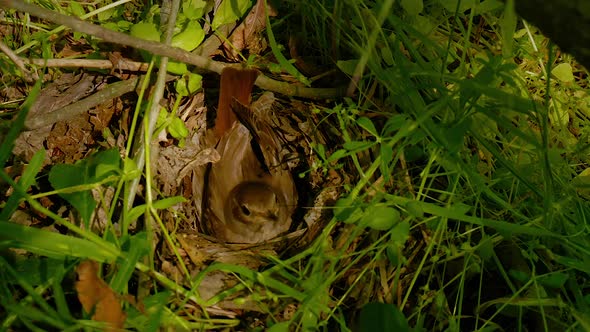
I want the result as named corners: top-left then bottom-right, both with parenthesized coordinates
top-left (25, 77), bottom-right (140, 129)
top-left (0, 40), bottom-right (38, 81)
top-left (24, 58), bottom-right (150, 71)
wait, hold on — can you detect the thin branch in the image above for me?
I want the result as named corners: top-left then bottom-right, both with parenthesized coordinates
top-left (0, 0), bottom-right (345, 99)
top-left (0, 40), bottom-right (38, 81)
top-left (24, 77), bottom-right (139, 129)
top-left (24, 58), bottom-right (149, 71)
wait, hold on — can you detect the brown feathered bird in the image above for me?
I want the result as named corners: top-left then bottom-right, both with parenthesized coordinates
top-left (204, 67), bottom-right (297, 243)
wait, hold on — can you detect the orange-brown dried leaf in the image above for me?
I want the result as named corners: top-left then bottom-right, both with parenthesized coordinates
top-left (75, 260), bottom-right (126, 332)
top-left (225, 0), bottom-right (277, 59)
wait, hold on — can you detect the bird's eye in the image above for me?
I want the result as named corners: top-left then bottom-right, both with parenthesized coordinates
top-left (241, 205), bottom-right (251, 216)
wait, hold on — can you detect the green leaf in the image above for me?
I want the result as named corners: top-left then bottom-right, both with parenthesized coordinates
top-left (97, 6), bottom-right (115, 22)
top-left (401, 0), bottom-right (423, 15)
top-left (171, 20), bottom-right (205, 51)
top-left (103, 22), bottom-right (120, 32)
top-left (361, 206), bottom-right (400, 231)
top-left (548, 98), bottom-right (570, 127)
top-left (382, 114), bottom-right (409, 136)
top-left (538, 272), bottom-right (569, 289)
top-left (111, 233), bottom-right (148, 292)
top-left (127, 205), bottom-right (147, 225)
top-left (343, 140), bottom-right (375, 151)
top-left (129, 291), bottom-right (172, 331)
top-left (117, 20), bottom-right (133, 31)
top-left (267, 322), bottom-right (290, 332)
top-left (168, 117), bottom-right (189, 140)
top-left (176, 78), bottom-right (190, 97)
top-left (130, 22), bottom-right (160, 42)
top-left (0, 222), bottom-right (119, 261)
top-left (336, 59), bottom-right (359, 76)
top-left (327, 149), bottom-right (347, 163)
top-left (509, 269), bottom-right (530, 283)
top-left (153, 196), bottom-right (187, 209)
top-left (211, 0), bottom-right (252, 30)
top-left (186, 72), bottom-right (202, 93)
top-left (126, 197), bottom-right (187, 225)
top-left (156, 108), bottom-right (171, 131)
top-left (386, 244), bottom-right (403, 266)
top-left (405, 200), bottom-right (424, 218)
top-left (379, 46), bottom-right (394, 66)
top-left (475, 0), bottom-right (504, 14)
top-left (68, 1), bottom-right (85, 17)
top-left (359, 302), bottom-right (409, 332)
top-left (356, 117), bottom-right (379, 137)
top-left (314, 143), bottom-right (326, 159)
top-left (167, 62), bottom-right (188, 75)
top-left (89, 148), bottom-right (121, 181)
top-left (334, 196), bottom-right (363, 223)
top-left (2, 304), bottom-right (65, 329)
top-left (183, 0), bottom-right (208, 19)
top-left (552, 63), bottom-right (574, 83)
top-left (176, 73), bottom-right (202, 96)
top-left (48, 149), bottom-right (121, 225)
top-left (130, 22), bottom-right (160, 61)
top-left (49, 163), bottom-right (96, 225)
top-left (123, 158), bottom-right (141, 181)
top-left (390, 220), bottom-right (410, 245)
top-left (553, 254), bottom-right (590, 274)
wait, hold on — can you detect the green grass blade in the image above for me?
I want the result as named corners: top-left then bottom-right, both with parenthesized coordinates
top-left (0, 149), bottom-right (45, 221)
top-left (0, 79), bottom-right (41, 169)
top-left (0, 221), bottom-right (120, 261)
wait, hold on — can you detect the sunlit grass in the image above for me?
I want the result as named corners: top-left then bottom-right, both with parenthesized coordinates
top-left (291, 0), bottom-right (590, 330)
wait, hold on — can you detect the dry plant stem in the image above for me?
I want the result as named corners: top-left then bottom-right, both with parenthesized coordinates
top-left (23, 74), bottom-right (174, 130)
top-left (24, 58), bottom-right (150, 71)
top-left (1, 0), bottom-right (345, 99)
top-left (130, 0), bottom-right (180, 302)
top-left (25, 77), bottom-right (137, 129)
top-left (0, 40), bottom-right (37, 81)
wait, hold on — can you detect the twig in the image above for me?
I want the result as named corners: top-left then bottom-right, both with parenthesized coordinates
top-left (0, 40), bottom-right (38, 82)
top-left (0, 0), bottom-right (345, 99)
top-left (134, 0), bottom-right (181, 302)
top-left (24, 57), bottom-right (149, 71)
top-left (125, 0), bottom-right (178, 213)
top-left (24, 77), bottom-right (139, 129)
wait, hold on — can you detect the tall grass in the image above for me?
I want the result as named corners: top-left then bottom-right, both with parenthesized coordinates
top-left (286, 0), bottom-right (590, 330)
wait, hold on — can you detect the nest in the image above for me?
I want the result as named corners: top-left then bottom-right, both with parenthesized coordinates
top-left (155, 88), bottom-right (345, 316)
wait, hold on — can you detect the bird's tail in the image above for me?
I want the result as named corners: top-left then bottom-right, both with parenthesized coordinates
top-left (215, 67), bottom-right (259, 137)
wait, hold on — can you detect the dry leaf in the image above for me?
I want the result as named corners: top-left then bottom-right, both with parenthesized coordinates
top-left (225, 0), bottom-right (277, 59)
top-left (75, 260), bottom-right (126, 332)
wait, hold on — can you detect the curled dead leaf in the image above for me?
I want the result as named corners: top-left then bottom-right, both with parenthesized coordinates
top-left (75, 260), bottom-right (126, 332)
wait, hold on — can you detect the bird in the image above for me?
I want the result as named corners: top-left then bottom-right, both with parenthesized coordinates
top-left (204, 67), bottom-right (297, 243)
